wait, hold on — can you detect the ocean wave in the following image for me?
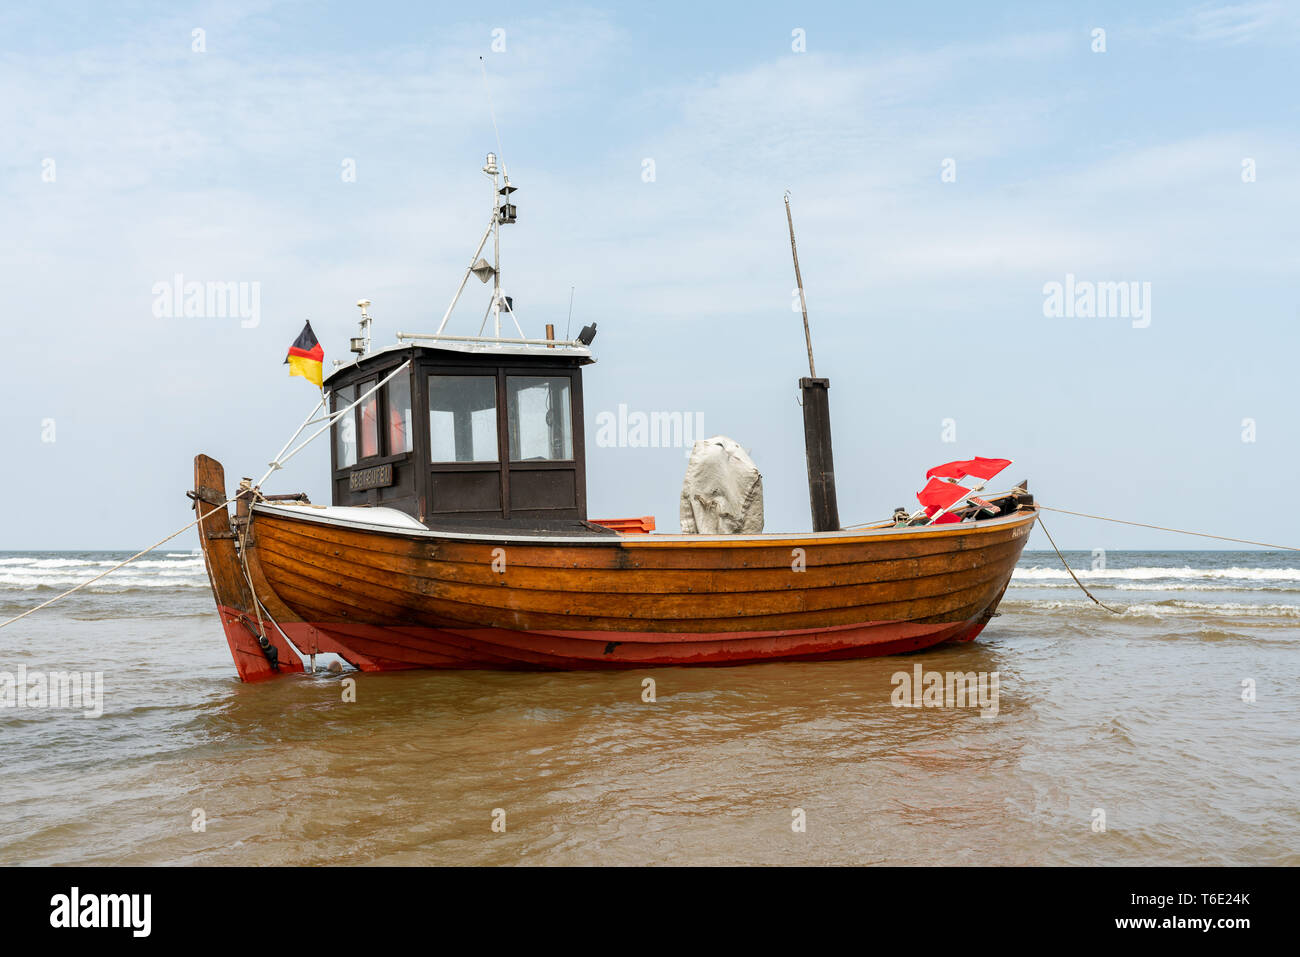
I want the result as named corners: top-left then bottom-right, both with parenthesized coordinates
top-left (1125, 600), bottom-right (1300, 619)
top-left (0, 557), bottom-right (102, 568)
top-left (0, 554), bottom-right (206, 593)
top-left (0, 557), bottom-right (202, 570)
top-left (1004, 598), bottom-right (1300, 619)
top-left (0, 576), bottom-right (208, 591)
top-left (1013, 565), bottom-right (1300, 582)
top-left (1009, 581), bottom-right (1298, 593)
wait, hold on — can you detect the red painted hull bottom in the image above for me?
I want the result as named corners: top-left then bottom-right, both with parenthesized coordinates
top-left (275, 618), bottom-right (991, 672)
top-left (215, 603), bottom-right (305, 682)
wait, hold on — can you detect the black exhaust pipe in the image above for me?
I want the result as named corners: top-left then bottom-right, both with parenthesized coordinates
top-left (800, 377), bottom-right (840, 532)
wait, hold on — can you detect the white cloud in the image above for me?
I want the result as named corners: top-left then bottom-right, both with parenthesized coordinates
top-left (1177, 1), bottom-right (1296, 43)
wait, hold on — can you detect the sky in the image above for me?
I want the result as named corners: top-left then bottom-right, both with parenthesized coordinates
top-left (0, 0), bottom-right (1296, 550)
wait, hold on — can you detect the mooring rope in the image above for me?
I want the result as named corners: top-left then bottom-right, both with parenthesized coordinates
top-left (1031, 503), bottom-right (1300, 613)
top-left (1036, 505), bottom-right (1300, 552)
top-left (0, 497), bottom-right (237, 631)
top-left (1034, 514), bottom-right (1124, 614)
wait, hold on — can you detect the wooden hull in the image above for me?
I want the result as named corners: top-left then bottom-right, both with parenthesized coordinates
top-left (193, 455), bottom-right (1036, 680)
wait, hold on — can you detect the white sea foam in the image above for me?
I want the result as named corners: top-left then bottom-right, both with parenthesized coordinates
top-left (0, 555), bottom-right (208, 591)
top-left (1013, 565), bottom-right (1300, 582)
top-left (1009, 581), bottom-right (1296, 593)
top-left (0, 575), bottom-right (208, 590)
top-left (0, 557), bottom-right (104, 569)
top-left (1006, 598), bottom-right (1300, 619)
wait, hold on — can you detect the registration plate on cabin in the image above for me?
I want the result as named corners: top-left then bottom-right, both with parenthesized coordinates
top-left (349, 463), bottom-right (394, 491)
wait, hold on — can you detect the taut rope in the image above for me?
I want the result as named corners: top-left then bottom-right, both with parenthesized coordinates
top-left (0, 496), bottom-right (240, 631)
top-left (1035, 505), bottom-right (1300, 552)
top-left (0, 382), bottom-right (367, 632)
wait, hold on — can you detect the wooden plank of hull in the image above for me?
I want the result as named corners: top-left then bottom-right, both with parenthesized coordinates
top-left (237, 504), bottom-right (1036, 670)
top-left (258, 555), bottom-right (1011, 635)
top-left (254, 509), bottom-right (1026, 570)
top-left (255, 512), bottom-right (1025, 594)
top-left (252, 531), bottom-right (1025, 628)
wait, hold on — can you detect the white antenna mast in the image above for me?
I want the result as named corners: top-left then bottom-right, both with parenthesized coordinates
top-left (434, 59), bottom-right (523, 341)
top-left (480, 56), bottom-right (507, 182)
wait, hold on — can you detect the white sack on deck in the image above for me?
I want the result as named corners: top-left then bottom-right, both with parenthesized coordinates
top-left (679, 436), bottom-right (764, 534)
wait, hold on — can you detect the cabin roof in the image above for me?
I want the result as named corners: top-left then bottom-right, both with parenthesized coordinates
top-left (324, 337), bottom-right (595, 385)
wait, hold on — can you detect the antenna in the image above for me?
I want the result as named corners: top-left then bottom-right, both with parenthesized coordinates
top-left (476, 57), bottom-right (521, 338)
top-left (565, 286), bottom-right (575, 340)
top-left (479, 56), bottom-right (507, 180)
top-left (784, 190), bottom-right (816, 378)
top-left (433, 63), bottom-right (522, 340)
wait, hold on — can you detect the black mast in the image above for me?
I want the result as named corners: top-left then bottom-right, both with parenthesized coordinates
top-left (784, 192), bottom-right (840, 533)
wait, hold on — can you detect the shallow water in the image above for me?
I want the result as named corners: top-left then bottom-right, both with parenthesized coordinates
top-left (0, 549), bottom-right (1296, 865)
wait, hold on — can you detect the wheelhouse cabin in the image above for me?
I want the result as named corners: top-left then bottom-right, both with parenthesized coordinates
top-left (324, 338), bottom-right (593, 526)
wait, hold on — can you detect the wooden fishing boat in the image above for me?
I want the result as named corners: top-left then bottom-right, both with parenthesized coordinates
top-left (194, 454), bottom-right (1036, 680)
top-left (191, 153), bottom-right (1037, 681)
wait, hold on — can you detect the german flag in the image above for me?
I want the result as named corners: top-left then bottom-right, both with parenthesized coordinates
top-left (284, 320), bottom-right (324, 388)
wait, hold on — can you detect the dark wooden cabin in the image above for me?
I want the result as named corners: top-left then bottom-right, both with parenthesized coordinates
top-left (323, 341), bottom-right (593, 525)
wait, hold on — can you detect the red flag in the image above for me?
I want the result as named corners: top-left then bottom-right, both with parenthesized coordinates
top-left (917, 477), bottom-right (971, 512)
top-left (925, 456), bottom-right (1011, 482)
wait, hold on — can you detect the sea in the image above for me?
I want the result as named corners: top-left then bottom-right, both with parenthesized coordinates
top-left (0, 549), bottom-right (1296, 865)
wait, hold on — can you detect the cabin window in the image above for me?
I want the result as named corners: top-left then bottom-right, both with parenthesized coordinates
top-left (428, 375), bottom-right (499, 462)
top-left (387, 372), bottom-right (413, 454)
top-left (332, 384), bottom-right (358, 468)
top-left (507, 375), bottom-right (573, 461)
top-left (358, 379), bottom-right (380, 459)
